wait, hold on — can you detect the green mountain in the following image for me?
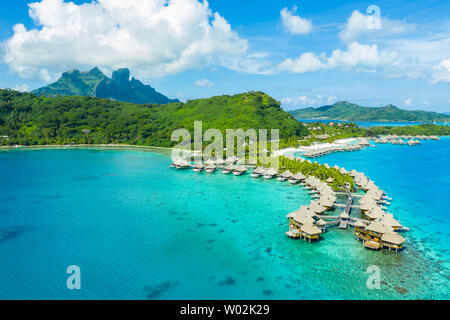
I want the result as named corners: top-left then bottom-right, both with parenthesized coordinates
top-left (32, 67), bottom-right (179, 104)
top-left (289, 101), bottom-right (450, 122)
top-left (0, 89), bottom-right (308, 147)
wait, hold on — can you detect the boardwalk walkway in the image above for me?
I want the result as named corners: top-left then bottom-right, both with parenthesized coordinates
top-left (339, 185), bottom-right (354, 229)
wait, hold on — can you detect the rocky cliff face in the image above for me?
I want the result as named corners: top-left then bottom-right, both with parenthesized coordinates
top-left (32, 67), bottom-right (179, 104)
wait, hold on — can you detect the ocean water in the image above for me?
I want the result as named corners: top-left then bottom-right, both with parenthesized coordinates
top-left (297, 118), bottom-right (450, 128)
top-left (0, 145), bottom-right (448, 300)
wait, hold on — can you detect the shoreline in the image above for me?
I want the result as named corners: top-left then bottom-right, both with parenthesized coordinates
top-left (273, 138), bottom-right (359, 157)
top-left (0, 144), bottom-right (173, 153)
top-left (296, 118), bottom-right (450, 124)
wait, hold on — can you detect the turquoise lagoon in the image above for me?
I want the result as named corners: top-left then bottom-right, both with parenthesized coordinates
top-left (0, 142), bottom-right (449, 300)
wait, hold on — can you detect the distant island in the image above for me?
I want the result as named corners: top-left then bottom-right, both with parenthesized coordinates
top-left (32, 67), bottom-right (179, 104)
top-left (289, 101), bottom-right (450, 122)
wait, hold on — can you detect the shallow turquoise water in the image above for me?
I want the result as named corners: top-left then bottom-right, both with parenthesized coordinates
top-left (0, 145), bottom-right (448, 300)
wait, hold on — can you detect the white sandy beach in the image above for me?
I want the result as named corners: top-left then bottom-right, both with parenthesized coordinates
top-left (273, 138), bottom-right (359, 157)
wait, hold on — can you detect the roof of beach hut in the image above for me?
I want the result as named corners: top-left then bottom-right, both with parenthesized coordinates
top-left (205, 159), bottom-right (215, 165)
top-left (293, 214), bottom-right (315, 225)
top-left (326, 177), bottom-right (334, 183)
top-left (354, 220), bottom-right (366, 228)
top-left (301, 223), bottom-right (322, 235)
top-left (215, 158), bottom-right (225, 165)
top-left (319, 197), bottom-right (334, 207)
top-left (309, 202), bottom-right (327, 214)
top-left (281, 170), bottom-right (294, 178)
top-left (366, 221), bottom-right (393, 234)
top-left (253, 167), bottom-right (265, 174)
top-left (316, 219), bottom-right (327, 226)
top-left (205, 164), bottom-right (217, 169)
top-left (381, 233), bottom-right (405, 245)
top-left (266, 168), bottom-right (278, 176)
top-left (292, 172), bottom-right (306, 180)
top-left (225, 164), bottom-right (236, 170)
top-left (235, 166), bottom-right (248, 172)
top-left (193, 163), bottom-right (204, 169)
top-left (340, 167), bottom-right (349, 174)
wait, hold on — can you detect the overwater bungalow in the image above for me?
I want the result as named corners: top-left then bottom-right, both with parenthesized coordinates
top-left (233, 166), bottom-right (248, 176)
top-left (251, 167), bottom-right (265, 178)
top-left (205, 164), bottom-right (216, 174)
top-left (381, 233), bottom-right (405, 252)
top-left (300, 224), bottom-right (322, 242)
top-left (174, 160), bottom-right (191, 170)
top-left (357, 221), bottom-right (396, 251)
top-left (365, 206), bottom-right (385, 220)
top-left (289, 172), bottom-right (306, 184)
top-left (222, 164), bottom-right (235, 174)
top-left (278, 170), bottom-right (294, 181)
top-left (316, 219), bottom-right (327, 232)
top-left (193, 163), bottom-right (204, 172)
top-left (318, 197), bottom-right (334, 209)
top-left (263, 168), bottom-right (278, 179)
top-left (309, 201), bottom-right (327, 214)
top-left (215, 158), bottom-right (225, 166)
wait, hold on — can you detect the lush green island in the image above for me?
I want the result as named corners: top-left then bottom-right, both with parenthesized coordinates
top-left (290, 101), bottom-right (450, 122)
top-left (0, 89), bottom-right (307, 147)
top-left (32, 67), bottom-right (179, 104)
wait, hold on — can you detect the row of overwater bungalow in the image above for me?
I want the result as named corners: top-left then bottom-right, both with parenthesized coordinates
top-left (171, 157), bottom-right (407, 252)
top-left (303, 139), bottom-right (371, 158)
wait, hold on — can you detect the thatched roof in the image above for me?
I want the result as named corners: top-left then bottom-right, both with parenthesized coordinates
top-left (225, 164), bottom-right (235, 170)
top-left (235, 166), bottom-right (248, 172)
top-left (326, 177), bottom-right (334, 183)
top-left (281, 170), bottom-right (294, 178)
top-left (193, 163), bottom-right (204, 169)
top-left (205, 164), bottom-right (216, 169)
top-left (340, 211), bottom-right (349, 219)
top-left (253, 167), bottom-right (265, 174)
top-left (316, 219), bottom-right (327, 226)
top-left (292, 172), bottom-right (306, 180)
top-left (366, 221), bottom-right (394, 234)
top-left (319, 197), bottom-right (334, 207)
top-left (265, 168), bottom-right (278, 176)
top-left (353, 220), bottom-right (366, 228)
top-left (301, 223), bottom-right (322, 235)
top-left (309, 202), bottom-right (327, 214)
top-left (381, 233), bottom-right (405, 245)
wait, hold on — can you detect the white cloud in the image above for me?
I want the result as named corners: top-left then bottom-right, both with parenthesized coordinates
top-left (432, 58), bottom-right (450, 83)
top-left (279, 52), bottom-right (326, 73)
top-left (278, 42), bottom-right (403, 76)
top-left (404, 98), bottom-right (413, 106)
top-left (194, 78), bottom-right (214, 88)
top-left (339, 10), bottom-right (415, 43)
top-left (2, 0), bottom-right (259, 80)
top-left (280, 6), bottom-right (312, 35)
top-left (281, 94), bottom-right (337, 108)
top-left (13, 84), bottom-right (30, 92)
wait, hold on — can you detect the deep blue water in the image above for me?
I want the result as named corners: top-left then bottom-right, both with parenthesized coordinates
top-left (0, 145), bottom-right (449, 300)
top-left (297, 118), bottom-right (450, 128)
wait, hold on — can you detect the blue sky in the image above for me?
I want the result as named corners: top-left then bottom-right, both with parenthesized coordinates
top-left (1, 0), bottom-right (449, 112)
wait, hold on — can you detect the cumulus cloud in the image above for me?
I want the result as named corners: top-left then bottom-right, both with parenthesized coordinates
top-left (2, 0), bottom-right (258, 80)
top-left (281, 94), bottom-right (337, 108)
top-left (279, 52), bottom-right (326, 73)
top-left (280, 6), bottom-right (312, 35)
top-left (194, 78), bottom-right (214, 88)
top-left (278, 42), bottom-right (402, 75)
top-left (404, 98), bottom-right (413, 106)
top-left (339, 10), bottom-right (415, 43)
top-left (432, 58), bottom-right (450, 83)
top-left (13, 84), bottom-right (30, 92)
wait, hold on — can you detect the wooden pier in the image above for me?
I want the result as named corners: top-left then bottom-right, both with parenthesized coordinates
top-left (339, 185), bottom-right (353, 229)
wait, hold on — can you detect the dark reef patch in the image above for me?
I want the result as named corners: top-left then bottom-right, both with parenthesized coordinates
top-left (144, 281), bottom-right (178, 300)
